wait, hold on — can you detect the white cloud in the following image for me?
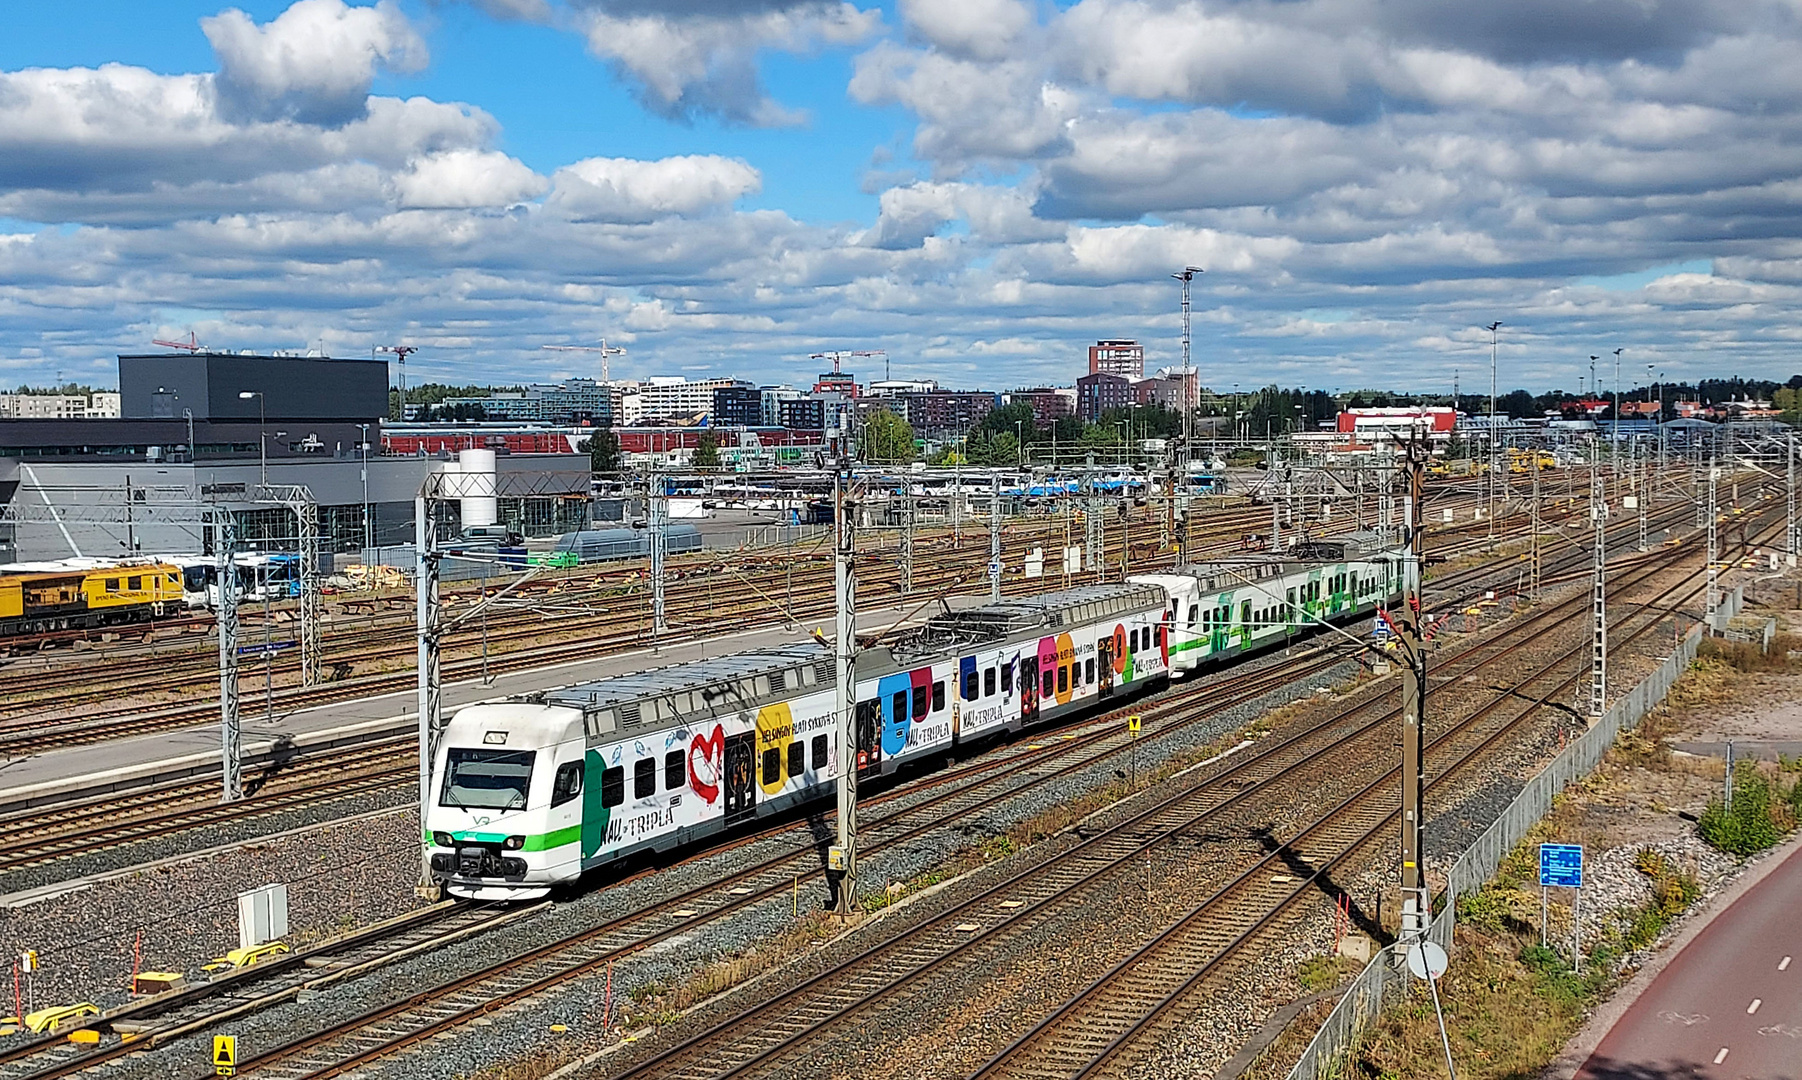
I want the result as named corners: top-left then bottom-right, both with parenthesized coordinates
top-left (203, 0), bottom-right (428, 126)
top-left (898, 0), bottom-right (1033, 61)
top-left (573, 2), bottom-right (881, 126)
top-left (547, 155), bottom-right (762, 222)
top-left (395, 149), bottom-right (547, 209)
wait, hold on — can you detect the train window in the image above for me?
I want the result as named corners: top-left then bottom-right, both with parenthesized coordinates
top-left (1085, 658), bottom-right (1095, 684)
top-left (911, 687), bottom-right (930, 720)
top-left (1002, 662), bottom-right (1013, 694)
top-left (633, 758), bottom-right (656, 799)
top-left (984, 668), bottom-right (996, 696)
top-left (788, 741), bottom-right (806, 777)
top-left (664, 750), bottom-right (684, 790)
top-left (963, 670), bottom-right (979, 701)
top-left (1042, 670), bottom-right (1054, 696)
top-left (128, 575), bottom-right (142, 590)
top-left (932, 681), bottom-right (946, 712)
top-left (811, 733), bottom-right (828, 770)
top-left (601, 766), bottom-right (624, 808)
top-left (442, 748), bottom-right (536, 811)
top-left (551, 763), bottom-right (583, 807)
top-left (762, 747), bottom-right (781, 786)
top-left (105, 578), bottom-right (120, 592)
top-left (1057, 666), bottom-right (1068, 693)
top-left (1186, 604), bottom-right (1197, 628)
top-left (891, 691), bottom-right (907, 724)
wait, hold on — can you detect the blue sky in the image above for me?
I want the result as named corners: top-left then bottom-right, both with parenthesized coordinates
top-left (1, 0), bottom-right (1800, 394)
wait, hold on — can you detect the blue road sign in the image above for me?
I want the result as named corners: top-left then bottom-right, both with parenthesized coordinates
top-left (1538, 843), bottom-right (1583, 888)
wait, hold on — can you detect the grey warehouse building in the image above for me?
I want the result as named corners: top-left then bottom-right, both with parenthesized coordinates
top-left (1, 352), bottom-right (590, 563)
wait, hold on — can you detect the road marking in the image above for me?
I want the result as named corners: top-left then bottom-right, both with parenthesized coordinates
top-left (1749, 999), bottom-right (1762, 1014)
top-left (1714, 1047), bottom-right (1730, 1065)
top-left (1782, 956), bottom-right (1793, 971)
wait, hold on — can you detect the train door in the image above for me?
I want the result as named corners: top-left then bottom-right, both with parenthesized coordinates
top-left (1019, 654), bottom-right (1040, 724)
top-left (856, 699), bottom-right (882, 776)
top-left (724, 732), bottom-right (756, 824)
top-left (1097, 636), bottom-right (1115, 697)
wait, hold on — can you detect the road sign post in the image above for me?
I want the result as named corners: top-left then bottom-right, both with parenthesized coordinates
top-left (1127, 714), bottom-right (1142, 788)
top-left (1538, 843), bottom-right (1584, 969)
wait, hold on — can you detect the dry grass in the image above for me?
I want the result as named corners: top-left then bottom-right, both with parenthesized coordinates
top-left (1350, 924), bottom-right (1597, 1080)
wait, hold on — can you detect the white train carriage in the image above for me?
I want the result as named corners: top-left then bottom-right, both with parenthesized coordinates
top-left (1129, 533), bottom-right (1402, 677)
top-left (426, 584), bottom-right (1170, 899)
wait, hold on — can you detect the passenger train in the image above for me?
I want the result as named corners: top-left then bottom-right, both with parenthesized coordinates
top-left (426, 534), bottom-right (1404, 899)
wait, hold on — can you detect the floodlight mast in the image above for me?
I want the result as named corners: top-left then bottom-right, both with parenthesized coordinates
top-left (1173, 267), bottom-right (1204, 488)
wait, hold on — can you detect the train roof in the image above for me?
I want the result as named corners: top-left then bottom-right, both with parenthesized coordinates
top-left (896, 582), bottom-right (1167, 659)
top-left (541, 641), bottom-right (834, 736)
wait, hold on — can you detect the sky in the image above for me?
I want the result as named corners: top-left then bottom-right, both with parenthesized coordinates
top-left (3, 0), bottom-right (1802, 396)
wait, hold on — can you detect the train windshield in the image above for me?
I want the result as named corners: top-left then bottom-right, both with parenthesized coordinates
top-left (441, 749), bottom-right (536, 811)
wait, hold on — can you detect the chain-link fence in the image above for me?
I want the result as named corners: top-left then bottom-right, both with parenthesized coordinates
top-left (1284, 588), bottom-right (1738, 1080)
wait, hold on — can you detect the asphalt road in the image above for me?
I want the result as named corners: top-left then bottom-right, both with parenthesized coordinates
top-left (1576, 840), bottom-right (1802, 1080)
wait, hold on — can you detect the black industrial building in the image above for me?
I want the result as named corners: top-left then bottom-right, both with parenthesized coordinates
top-left (2, 352), bottom-right (388, 463)
top-left (712, 385), bottom-right (764, 427)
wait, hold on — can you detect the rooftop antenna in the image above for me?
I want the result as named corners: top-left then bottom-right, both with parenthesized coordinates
top-left (542, 340), bottom-right (627, 385)
top-left (153, 332), bottom-right (204, 353)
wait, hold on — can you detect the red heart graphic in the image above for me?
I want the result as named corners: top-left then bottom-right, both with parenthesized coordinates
top-left (688, 724), bottom-right (724, 805)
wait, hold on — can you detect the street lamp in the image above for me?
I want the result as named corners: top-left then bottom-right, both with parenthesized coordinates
top-left (358, 422), bottom-right (372, 554)
top-left (239, 391), bottom-right (267, 486)
top-left (1485, 321), bottom-right (1502, 542)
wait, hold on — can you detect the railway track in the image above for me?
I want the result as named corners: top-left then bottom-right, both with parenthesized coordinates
top-left (0, 496), bottom-right (1746, 1080)
top-left (0, 902), bottom-right (526, 1080)
top-left (0, 490), bottom-right (1656, 878)
top-left (130, 521), bottom-right (1718, 1080)
top-left (0, 493), bottom-right (1535, 756)
top-left (0, 488), bottom-right (1714, 883)
top-left (605, 521), bottom-right (1748, 1080)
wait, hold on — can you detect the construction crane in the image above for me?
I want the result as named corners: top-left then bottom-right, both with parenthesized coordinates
top-left (374, 344), bottom-right (419, 402)
top-left (811, 350), bottom-right (888, 379)
top-left (542, 340), bottom-right (627, 385)
top-left (152, 332), bottom-right (205, 353)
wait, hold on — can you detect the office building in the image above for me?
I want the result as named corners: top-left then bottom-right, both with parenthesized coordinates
top-left (1088, 340), bottom-right (1144, 380)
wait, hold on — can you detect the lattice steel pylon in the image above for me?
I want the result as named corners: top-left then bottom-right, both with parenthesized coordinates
top-left (296, 498), bottom-right (321, 685)
top-left (414, 491), bottom-right (443, 895)
top-left (1084, 453), bottom-right (1101, 574)
top-left (1637, 446), bottom-right (1650, 554)
top-left (1788, 433), bottom-right (1797, 563)
top-left (1590, 452), bottom-right (1608, 720)
top-left (215, 507), bottom-right (241, 804)
top-left (255, 483), bottom-right (324, 687)
top-left (989, 475), bottom-right (1002, 602)
top-left (1706, 460), bottom-right (1720, 626)
top-left (1530, 463), bottom-right (1542, 601)
top-left (650, 472), bottom-right (668, 640)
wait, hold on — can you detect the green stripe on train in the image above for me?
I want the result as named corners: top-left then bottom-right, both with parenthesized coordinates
top-left (429, 826), bottom-right (581, 852)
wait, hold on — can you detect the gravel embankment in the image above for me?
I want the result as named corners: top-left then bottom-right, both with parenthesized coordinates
top-left (0, 809), bottom-right (423, 1008)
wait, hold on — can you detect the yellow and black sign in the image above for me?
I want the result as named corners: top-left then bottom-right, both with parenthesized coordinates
top-left (1127, 714), bottom-right (1142, 735)
top-left (213, 1035), bottom-right (236, 1077)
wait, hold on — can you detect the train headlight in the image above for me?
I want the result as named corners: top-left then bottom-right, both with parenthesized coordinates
top-left (432, 831), bottom-right (454, 847)
top-left (504, 835), bottom-right (525, 850)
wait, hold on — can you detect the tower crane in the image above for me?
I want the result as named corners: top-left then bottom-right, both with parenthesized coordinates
top-left (542, 340), bottom-right (627, 385)
top-left (375, 344), bottom-right (419, 401)
top-left (811, 350), bottom-right (888, 380)
top-left (152, 332), bottom-right (205, 353)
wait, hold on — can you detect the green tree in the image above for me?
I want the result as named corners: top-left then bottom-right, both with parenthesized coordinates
top-left (583, 428), bottom-right (621, 474)
top-left (858, 408), bottom-right (917, 464)
top-left (693, 431), bottom-right (721, 469)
